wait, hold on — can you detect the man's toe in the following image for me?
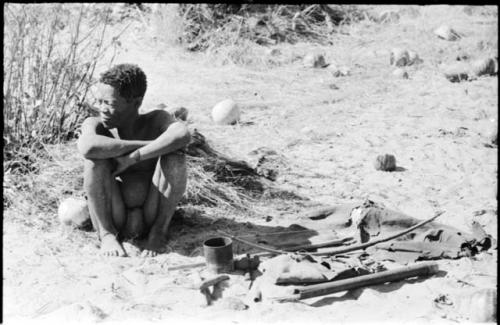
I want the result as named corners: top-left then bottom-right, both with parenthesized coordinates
top-left (141, 249), bottom-right (156, 258)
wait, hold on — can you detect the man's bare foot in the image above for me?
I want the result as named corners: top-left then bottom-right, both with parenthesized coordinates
top-left (100, 233), bottom-right (127, 257)
top-left (140, 232), bottom-right (168, 257)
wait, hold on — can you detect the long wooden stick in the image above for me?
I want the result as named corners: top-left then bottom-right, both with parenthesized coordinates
top-left (313, 210), bottom-right (445, 256)
top-left (219, 210), bottom-right (444, 257)
top-left (284, 237), bottom-right (355, 251)
top-left (274, 262), bottom-right (439, 302)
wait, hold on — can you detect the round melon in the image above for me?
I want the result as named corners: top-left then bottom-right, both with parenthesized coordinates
top-left (211, 99), bottom-right (240, 125)
top-left (407, 50), bottom-right (421, 65)
top-left (58, 197), bottom-right (90, 227)
top-left (303, 53), bottom-right (327, 68)
top-left (441, 62), bottom-right (470, 82)
top-left (390, 48), bottom-right (409, 67)
top-left (434, 25), bottom-right (460, 41)
top-left (471, 57), bottom-right (498, 77)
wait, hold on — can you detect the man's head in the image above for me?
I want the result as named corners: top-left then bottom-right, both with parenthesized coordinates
top-left (96, 64), bottom-right (147, 129)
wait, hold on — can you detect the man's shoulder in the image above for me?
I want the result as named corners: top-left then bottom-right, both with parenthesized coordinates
top-left (81, 116), bottom-right (113, 136)
top-left (82, 116), bottom-right (102, 126)
top-left (140, 109), bottom-right (175, 126)
top-left (141, 108), bottom-right (173, 118)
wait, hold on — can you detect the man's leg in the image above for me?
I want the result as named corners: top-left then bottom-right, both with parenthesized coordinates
top-left (122, 208), bottom-right (145, 240)
top-left (119, 171), bottom-right (152, 240)
top-left (142, 152), bottom-right (187, 256)
top-left (84, 158), bottom-right (127, 256)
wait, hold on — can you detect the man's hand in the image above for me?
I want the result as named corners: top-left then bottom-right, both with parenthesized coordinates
top-left (113, 151), bottom-right (140, 177)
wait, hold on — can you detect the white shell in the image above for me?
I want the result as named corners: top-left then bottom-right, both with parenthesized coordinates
top-left (58, 198), bottom-right (90, 226)
top-left (211, 99), bottom-right (240, 125)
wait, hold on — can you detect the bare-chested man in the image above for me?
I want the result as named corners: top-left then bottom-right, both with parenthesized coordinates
top-left (77, 63), bottom-right (190, 257)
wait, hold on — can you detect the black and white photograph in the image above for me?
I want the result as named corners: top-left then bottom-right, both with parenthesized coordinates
top-left (3, 3), bottom-right (497, 324)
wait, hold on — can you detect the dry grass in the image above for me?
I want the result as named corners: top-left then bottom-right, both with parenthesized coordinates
top-left (4, 131), bottom-right (299, 226)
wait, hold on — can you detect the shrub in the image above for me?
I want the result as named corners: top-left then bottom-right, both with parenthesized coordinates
top-left (3, 3), bottom-right (121, 174)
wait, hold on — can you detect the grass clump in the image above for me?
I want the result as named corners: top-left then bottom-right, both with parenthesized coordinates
top-left (143, 4), bottom-right (366, 52)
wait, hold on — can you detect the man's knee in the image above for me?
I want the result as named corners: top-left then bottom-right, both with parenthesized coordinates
top-left (83, 158), bottom-right (114, 191)
top-left (123, 208), bottom-right (145, 239)
top-left (157, 152), bottom-right (187, 192)
top-left (84, 158), bottom-right (114, 173)
top-left (159, 151), bottom-right (186, 172)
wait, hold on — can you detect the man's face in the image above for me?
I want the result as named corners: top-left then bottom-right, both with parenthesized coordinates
top-left (95, 83), bottom-right (137, 129)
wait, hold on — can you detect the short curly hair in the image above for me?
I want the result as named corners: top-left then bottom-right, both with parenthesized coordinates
top-left (99, 63), bottom-right (147, 100)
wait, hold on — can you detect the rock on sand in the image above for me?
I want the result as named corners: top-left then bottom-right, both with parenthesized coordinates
top-left (303, 53), bottom-right (328, 68)
top-left (390, 48), bottom-right (410, 67)
top-left (374, 154), bottom-right (397, 172)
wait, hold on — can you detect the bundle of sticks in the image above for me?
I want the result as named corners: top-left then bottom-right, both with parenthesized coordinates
top-left (219, 211), bottom-right (445, 302)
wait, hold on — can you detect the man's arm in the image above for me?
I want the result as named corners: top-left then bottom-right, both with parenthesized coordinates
top-left (77, 117), bottom-right (151, 159)
top-left (111, 111), bottom-right (191, 176)
top-left (135, 121), bottom-right (191, 161)
top-left (126, 112), bottom-right (191, 162)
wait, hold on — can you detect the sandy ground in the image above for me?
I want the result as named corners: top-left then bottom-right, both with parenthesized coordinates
top-left (3, 5), bottom-right (497, 325)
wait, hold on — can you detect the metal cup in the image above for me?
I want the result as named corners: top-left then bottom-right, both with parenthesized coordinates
top-left (203, 237), bottom-right (234, 274)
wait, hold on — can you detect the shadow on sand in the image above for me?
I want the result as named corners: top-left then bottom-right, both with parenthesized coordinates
top-left (163, 209), bottom-right (321, 257)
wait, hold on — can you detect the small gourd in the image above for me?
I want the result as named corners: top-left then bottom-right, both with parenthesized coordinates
top-left (390, 48), bottom-right (409, 67)
top-left (374, 154), bottom-right (397, 171)
top-left (303, 53), bottom-right (327, 68)
top-left (434, 25), bottom-right (461, 41)
top-left (471, 57), bottom-right (498, 77)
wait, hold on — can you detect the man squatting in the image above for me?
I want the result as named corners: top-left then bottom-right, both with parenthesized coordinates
top-left (78, 64), bottom-right (191, 257)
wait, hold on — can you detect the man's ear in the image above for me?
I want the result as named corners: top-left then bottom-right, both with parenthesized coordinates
top-left (133, 97), bottom-right (143, 110)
